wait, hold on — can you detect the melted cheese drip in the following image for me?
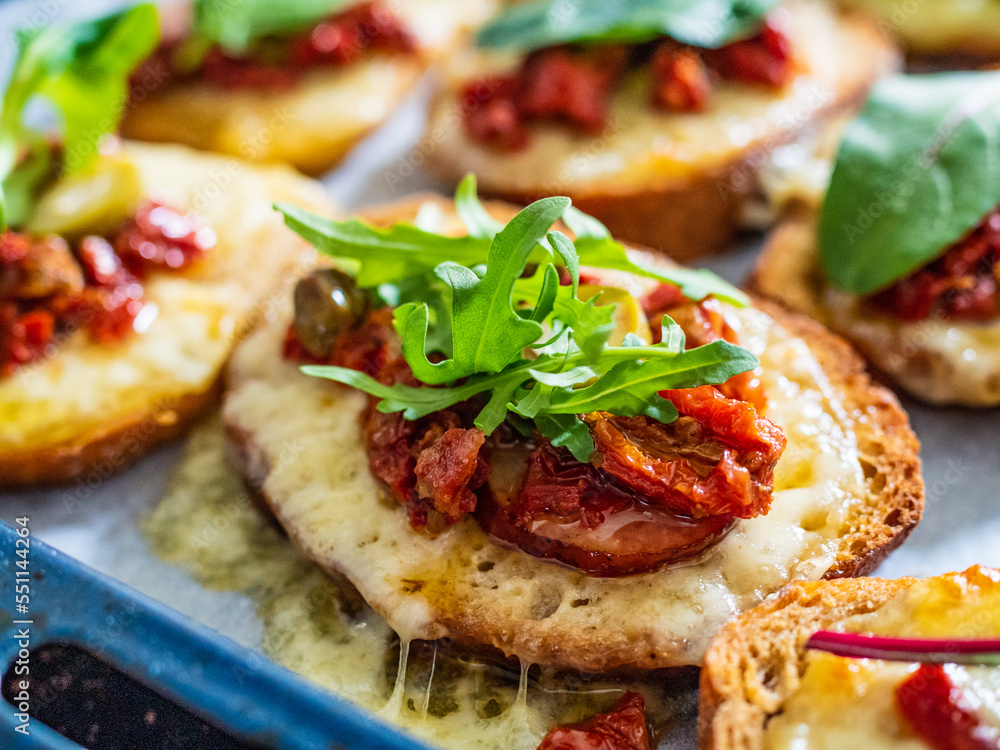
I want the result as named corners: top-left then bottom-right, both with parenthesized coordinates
top-left (146, 418), bottom-right (699, 750)
top-left (765, 568), bottom-right (1000, 750)
top-left (824, 289), bottom-right (1000, 406)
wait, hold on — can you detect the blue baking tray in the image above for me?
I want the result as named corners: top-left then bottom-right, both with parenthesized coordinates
top-left (0, 520), bottom-right (434, 750)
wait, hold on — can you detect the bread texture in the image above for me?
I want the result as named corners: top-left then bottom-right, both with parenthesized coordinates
top-left (754, 210), bottom-right (1000, 406)
top-left (424, 0), bottom-right (900, 261)
top-left (0, 142), bottom-right (329, 489)
top-left (698, 575), bottom-right (916, 750)
top-left (222, 195), bottom-right (922, 673)
top-left (837, 0), bottom-right (1000, 59)
top-left (121, 0), bottom-right (496, 175)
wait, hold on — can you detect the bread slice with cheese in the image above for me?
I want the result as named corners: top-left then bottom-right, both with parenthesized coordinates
top-left (837, 0), bottom-right (1000, 60)
top-left (753, 209), bottom-right (1000, 406)
top-left (423, 0), bottom-right (899, 262)
top-left (0, 141), bottom-right (329, 489)
top-left (222, 194), bottom-right (923, 673)
top-left (699, 565), bottom-right (1000, 750)
top-left (120, 0), bottom-right (496, 176)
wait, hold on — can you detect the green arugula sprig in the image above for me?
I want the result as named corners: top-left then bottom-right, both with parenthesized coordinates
top-left (0, 5), bottom-right (159, 230)
top-left (819, 72), bottom-right (1000, 295)
top-left (279, 177), bottom-right (756, 462)
top-left (191, 0), bottom-right (350, 57)
top-left (477, 0), bottom-right (780, 54)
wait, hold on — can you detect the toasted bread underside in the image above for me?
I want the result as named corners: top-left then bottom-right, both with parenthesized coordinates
top-left (423, 1), bottom-right (899, 262)
top-left (697, 575), bottom-right (916, 750)
top-left (754, 210), bottom-right (1000, 406)
top-left (120, 0), bottom-right (496, 176)
top-left (0, 142), bottom-right (328, 489)
top-left (222, 195), bottom-right (922, 673)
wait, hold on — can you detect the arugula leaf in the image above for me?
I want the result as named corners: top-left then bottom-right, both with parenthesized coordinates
top-left (535, 413), bottom-right (596, 461)
top-left (192, 0), bottom-right (350, 56)
top-left (477, 0), bottom-right (779, 54)
top-left (455, 173), bottom-right (504, 238)
top-left (0, 5), bottom-right (159, 230)
top-left (276, 178), bottom-right (745, 305)
top-left (819, 72), bottom-right (1000, 295)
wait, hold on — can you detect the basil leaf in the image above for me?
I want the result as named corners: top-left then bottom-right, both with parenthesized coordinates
top-left (819, 72), bottom-right (1000, 295)
top-left (0, 5), bottom-right (159, 229)
top-left (193, 0), bottom-right (350, 55)
top-left (477, 0), bottom-right (779, 53)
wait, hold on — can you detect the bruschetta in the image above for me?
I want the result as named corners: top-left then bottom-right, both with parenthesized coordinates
top-left (423, 0), bottom-right (900, 261)
top-left (0, 7), bottom-right (329, 487)
top-left (700, 565), bottom-right (1000, 749)
top-left (121, 0), bottom-right (496, 175)
top-left (222, 182), bottom-right (923, 672)
top-left (755, 71), bottom-right (1000, 406)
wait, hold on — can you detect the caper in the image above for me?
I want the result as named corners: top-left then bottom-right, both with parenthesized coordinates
top-left (292, 268), bottom-right (369, 358)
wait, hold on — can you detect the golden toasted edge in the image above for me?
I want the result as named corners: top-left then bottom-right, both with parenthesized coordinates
top-left (424, 9), bottom-right (900, 261)
top-left (222, 194), bottom-right (923, 672)
top-left (697, 575), bottom-right (916, 750)
top-left (0, 382), bottom-right (220, 489)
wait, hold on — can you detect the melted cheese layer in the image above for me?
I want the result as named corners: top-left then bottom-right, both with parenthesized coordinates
top-left (824, 289), bottom-right (1000, 406)
top-left (766, 567), bottom-right (1000, 750)
top-left (837, 0), bottom-right (1000, 55)
top-left (0, 142), bottom-right (325, 451)
top-left (223, 293), bottom-right (868, 669)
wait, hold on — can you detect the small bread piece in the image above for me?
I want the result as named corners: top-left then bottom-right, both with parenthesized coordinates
top-left (0, 142), bottom-right (329, 489)
top-left (698, 575), bottom-right (916, 750)
top-left (223, 195), bottom-right (922, 673)
top-left (699, 566), bottom-right (1000, 750)
top-left (121, 0), bottom-right (496, 176)
top-left (424, 1), bottom-right (900, 261)
top-left (754, 209), bottom-right (1000, 406)
top-left (837, 0), bottom-right (1000, 60)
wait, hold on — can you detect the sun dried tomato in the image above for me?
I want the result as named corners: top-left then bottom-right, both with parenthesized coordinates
top-left (478, 441), bottom-right (734, 577)
top-left (536, 692), bottom-right (652, 750)
top-left (585, 385), bottom-right (785, 519)
top-left (0, 304), bottom-right (55, 377)
top-left (414, 426), bottom-right (488, 523)
top-left (704, 18), bottom-right (793, 88)
top-left (461, 76), bottom-right (531, 152)
top-left (197, 1), bottom-right (415, 91)
top-left (896, 664), bottom-right (999, 750)
top-left (650, 45), bottom-right (711, 112)
top-left (869, 210), bottom-right (1000, 322)
top-left (113, 201), bottom-right (215, 278)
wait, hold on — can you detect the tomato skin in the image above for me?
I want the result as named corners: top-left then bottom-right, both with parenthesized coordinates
top-left (536, 692), bottom-right (652, 750)
top-left (896, 664), bottom-right (1000, 750)
top-left (479, 442), bottom-right (734, 577)
top-left (586, 386), bottom-right (785, 520)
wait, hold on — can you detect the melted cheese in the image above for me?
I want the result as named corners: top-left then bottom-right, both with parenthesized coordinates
top-left (146, 418), bottom-right (698, 750)
top-left (222, 283), bottom-right (868, 669)
top-left (427, 1), bottom-right (894, 196)
top-left (121, 0), bottom-right (496, 174)
top-left (837, 0), bottom-right (1000, 55)
top-left (824, 289), bottom-right (1000, 406)
top-left (0, 142), bottom-right (325, 451)
top-left (765, 567), bottom-right (1000, 750)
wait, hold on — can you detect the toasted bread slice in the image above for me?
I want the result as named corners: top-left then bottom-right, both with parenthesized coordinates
top-left (0, 142), bottom-right (329, 489)
top-left (699, 565), bottom-right (1000, 750)
top-left (753, 209), bottom-right (1000, 406)
top-left (423, 0), bottom-right (899, 262)
top-left (121, 0), bottom-right (496, 176)
top-left (222, 195), bottom-right (922, 673)
top-left (837, 0), bottom-right (1000, 60)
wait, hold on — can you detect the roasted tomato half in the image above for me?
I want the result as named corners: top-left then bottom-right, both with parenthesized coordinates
top-left (478, 442), bottom-right (734, 577)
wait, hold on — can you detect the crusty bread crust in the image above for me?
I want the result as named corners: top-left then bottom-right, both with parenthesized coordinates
top-left (424, 3), bottom-right (900, 262)
top-left (698, 575), bottom-right (916, 750)
top-left (753, 209), bottom-right (1000, 406)
top-left (0, 384), bottom-right (219, 488)
top-left (222, 194), bottom-right (922, 672)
